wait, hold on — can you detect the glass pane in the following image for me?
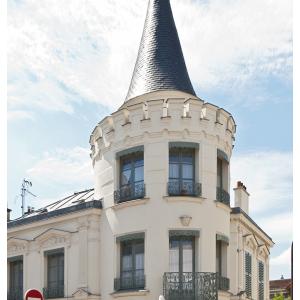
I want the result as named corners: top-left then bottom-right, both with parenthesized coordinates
top-left (182, 150), bottom-right (194, 164)
top-left (134, 166), bottom-right (144, 182)
top-left (122, 243), bottom-right (133, 272)
top-left (169, 150), bottom-right (180, 163)
top-left (169, 164), bottom-right (179, 178)
top-left (182, 164), bottom-right (193, 179)
top-left (216, 241), bottom-right (221, 274)
top-left (135, 253), bottom-right (144, 270)
top-left (182, 239), bottom-right (193, 272)
top-left (121, 169), bottom-right (132, 185)
top-left (134, 156), bottom-right (144, 168)
top-left (217, 159), bottom-right (222, 188)
top-left (169, 239), bottom-right (179, 272)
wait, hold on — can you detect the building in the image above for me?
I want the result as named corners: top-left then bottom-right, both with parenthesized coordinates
top-left (269, 277), bottom-right (292, 299)
top-left (7, 1), bottom-right (274, 300)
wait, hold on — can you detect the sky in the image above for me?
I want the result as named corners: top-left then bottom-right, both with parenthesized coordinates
top-left (7, 0), bottom-right (292, 280)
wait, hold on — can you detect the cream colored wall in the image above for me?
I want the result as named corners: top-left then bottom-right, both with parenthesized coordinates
top-left (7, 209), bottom-right (101, 300)
top-left (91, 91), bottom-right (236, 300)
top-left (229, 217), bottom-right (272, 300)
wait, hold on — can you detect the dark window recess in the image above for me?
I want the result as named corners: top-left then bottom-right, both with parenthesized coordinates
top-left (43, 252), bottom-right (64, 299)
top-left (115, 152), bottom-right (145, 203)
top-left (245, 252), bottom-right (252, 298)
top-left (258, 261), bottom-right (264, 300)
top-left (168, 147), bottom-right (201, 197)
top-left (8, 259), bottom-right (23, 300)
top-left (114, 239), bottom-right (145, 291)
top-left (216, 157), bottom-right (230, 205)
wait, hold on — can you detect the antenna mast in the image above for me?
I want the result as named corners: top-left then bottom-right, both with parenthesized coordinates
top-left (21, 179), bottom-right (36, 216)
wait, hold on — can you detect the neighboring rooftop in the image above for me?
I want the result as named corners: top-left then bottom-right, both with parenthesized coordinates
top-left (125, 0), bottom-right (196, 101)
top-left (8, 189), bottom-right (102, 229)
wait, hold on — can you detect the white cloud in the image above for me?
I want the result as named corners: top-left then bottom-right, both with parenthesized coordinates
top-left (271, 246), bottom-right (291, 266)
top-left (231, 151), bottom-right (292, 214)
top-left (256, 212), bottom-right (292, 243)
top-left (8, 0), bottom-right (292, 114)
top-left (27, 147), bottom-right (93, 185)
top-left (7, 110), bottom-right (34, 121)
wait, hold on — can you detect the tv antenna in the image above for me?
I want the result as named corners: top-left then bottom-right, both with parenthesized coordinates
top-left (21, 179), bottom-right (36, 216)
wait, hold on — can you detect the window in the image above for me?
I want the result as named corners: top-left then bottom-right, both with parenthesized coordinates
top-left (216, 150), bottom-right (230, 205)
top-left (168, 147), bottom-right (200, 196)
top-left (245, 252), bottom-right (252, 298)
top-left (8, 257), bottom-right (23, 300)
top-left (44, 250), bottom-right (64, 299)
top-left (216, 236), bottom-right (230, 291)
top-left (116, 151), bottom-right (144, 203)
top-left (115, 238), bottom-right (145, 291)
top-left (258, 261), bottom-right (264, 300)
top-left (216, 240), bottom-right (222, 275)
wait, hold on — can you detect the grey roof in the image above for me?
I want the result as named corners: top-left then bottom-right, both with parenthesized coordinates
top-left (125, 0), bottom-right (196, 101)
top-left (8, 189), bottom-right (102, 228)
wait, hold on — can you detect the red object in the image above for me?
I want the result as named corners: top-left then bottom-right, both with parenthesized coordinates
top-left (24, 289), bottom-right (44, 300)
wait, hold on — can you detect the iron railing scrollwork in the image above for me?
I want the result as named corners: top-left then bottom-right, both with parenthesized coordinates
top-left (114, 272), bottom-right (145, 291)
top-left (163, 272), bottom-right (218, 300)
top-left (7, 288), bottom-right (23, 300)
top-left (217, 274), bottom-right (230, 291)
top-left (114, 182), bottom-right (145, 204)
top-left (167, 181), bottom-right (201, 197)
top-left (43, 286), bottom-right (64, 299)
top-left (216, 187), bottom-right (230, 206)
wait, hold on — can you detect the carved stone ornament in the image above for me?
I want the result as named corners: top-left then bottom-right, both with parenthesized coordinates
top-left (180, 215), bottom-right (192, 227)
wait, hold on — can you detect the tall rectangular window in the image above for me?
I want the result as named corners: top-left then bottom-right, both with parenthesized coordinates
top-left (245, 252), bottom-right (252, 298)
top-left (217, 158), bottom-right (223, 189)
top-left (117, 238), bottom-right (145, 291)
top-left (216, 240), bottom-right (222, 275)
top-left (45, 250), bottom-right (64, 299)
top-left (168, 147), bottom-right (198, 196)
top-left (117, 151), bottom-right (144, 202)
top-left (216, 150), bottom-right (230, 205)
top-left (8, 257), bottom-right (23, 300)
top-left (258, 261), bottom-right (264, 300)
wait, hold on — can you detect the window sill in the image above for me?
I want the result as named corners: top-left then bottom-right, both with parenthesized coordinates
top-left (215, 201), bottom-right (231, 212)
top-left (111, 289), bottom-right (150, 298)
top-left (163, 196), bottom-right (205, 204)
top-left (113, 198), bottom-right (150, 210)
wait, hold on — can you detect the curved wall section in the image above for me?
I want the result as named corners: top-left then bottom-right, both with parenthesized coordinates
top-left (90, 90), bottom-right (236, 299)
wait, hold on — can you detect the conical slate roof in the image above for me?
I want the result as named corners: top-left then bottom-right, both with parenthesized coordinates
top-left (125, 0), bottom-right (196, 101)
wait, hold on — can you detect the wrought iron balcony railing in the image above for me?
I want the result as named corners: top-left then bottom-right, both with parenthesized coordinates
top-left (217, 274), bottom-right (230, 291)
top-left (167, 181), bottom-right (201, 197)
top-left (163, 272), bottom-right (218, 300)
top-left (114, 182), bottom-right (145, 204)
top-left (43, 286), bottom-right (64, 299)
top-left (114, 273), bottom-right (145, 291)
top-left (7, 287), bottom-right (23, 300)
top-left (216, 187), bottom-right (230, 206)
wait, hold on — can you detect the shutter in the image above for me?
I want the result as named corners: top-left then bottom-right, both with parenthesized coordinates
top-left (245, 252), bottom-right (252, 297)
top-left (258, 261), bottom-right (264, 300)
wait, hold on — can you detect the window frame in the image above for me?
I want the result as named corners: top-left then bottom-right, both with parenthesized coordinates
top-left (44, 248), bottom-right (65, 299)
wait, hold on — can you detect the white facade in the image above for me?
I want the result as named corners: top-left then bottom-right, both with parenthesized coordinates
top-left (7, 1), bottom-right (274, 300)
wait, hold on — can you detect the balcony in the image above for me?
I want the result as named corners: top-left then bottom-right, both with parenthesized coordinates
top-left (114, 182), bottom-right (145, 204)
top-left (167, 181), bottom-right (201, 197)
top-left (163, 272), bottom-right (218, 300)
top-left (43, 286), bottom-right (64, 299)
top-left (216, 187), bottom-right (230, 206)
top-left (114, 273), bottom-right (146, 291)
top-left (7, 288), bottom-right (23, 300)
top-left (217, 275), bottom-right (230, 291)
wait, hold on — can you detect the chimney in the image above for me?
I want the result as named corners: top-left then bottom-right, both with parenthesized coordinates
top-left (7, 208), bottom-right (12, 222)
top-left (234, 181), bottom-right (250, 214)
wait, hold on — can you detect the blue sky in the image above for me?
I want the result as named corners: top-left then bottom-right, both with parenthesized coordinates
top-left (7, 0), bottom-right (292, 280)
